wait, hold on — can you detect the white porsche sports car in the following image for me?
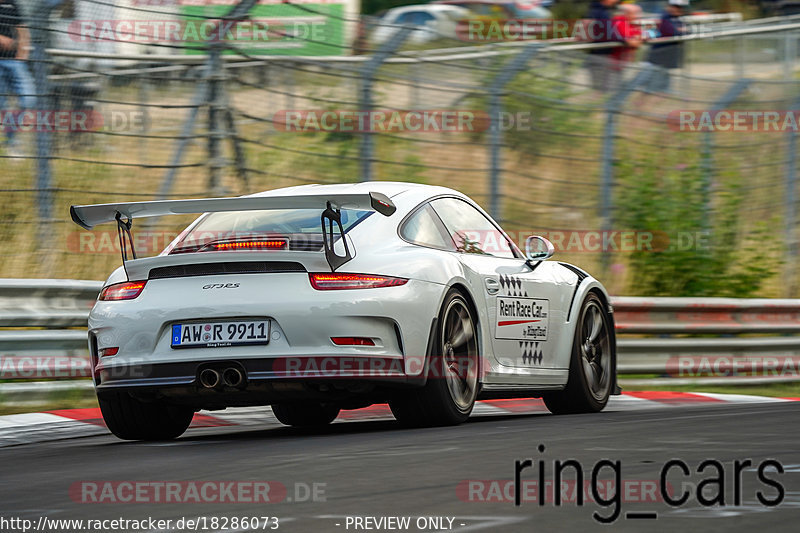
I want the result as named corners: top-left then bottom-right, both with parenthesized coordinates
top-left (71, 182), bottom-right (617, 440)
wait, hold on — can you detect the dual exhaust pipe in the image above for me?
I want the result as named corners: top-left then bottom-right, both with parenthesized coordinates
top-left (199, 367), bottom-right (245, 389)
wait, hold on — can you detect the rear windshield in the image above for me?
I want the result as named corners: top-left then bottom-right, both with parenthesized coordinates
top-left (168, 209), bottom-right (372, 254)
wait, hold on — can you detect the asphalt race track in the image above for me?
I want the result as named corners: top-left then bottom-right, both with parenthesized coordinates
top-left (1, 401), bottom-right (799, 533)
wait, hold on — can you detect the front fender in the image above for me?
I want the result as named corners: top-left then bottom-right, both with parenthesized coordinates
top-left (560, 264), bottom-right (618, 393)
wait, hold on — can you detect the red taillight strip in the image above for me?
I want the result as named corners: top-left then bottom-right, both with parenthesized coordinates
top-left (210, 240), bottom-right (287, 251)
top-left (331, 337), bottom-right (375, 346)
top-left (99, 347), bottom-right (119, 357)
top-left (99, 281), bottom-right (147, 301)
top-left (309, 273), bottom-right (408, 290)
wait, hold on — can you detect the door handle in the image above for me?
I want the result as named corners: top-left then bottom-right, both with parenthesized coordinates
top-left (485, 278), bottom-right (500, 295)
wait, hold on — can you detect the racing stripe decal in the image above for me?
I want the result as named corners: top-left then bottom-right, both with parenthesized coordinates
top-left (520, 341), bottom-right (543, 365)
top-left (499, 274), bottom-right (528, 297)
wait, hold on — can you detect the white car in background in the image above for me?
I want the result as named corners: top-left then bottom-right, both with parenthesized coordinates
top-left (434, 0), bottom-right (552, 21)
top-left (71, 182), bottom-right (617, 440)
top-left (371, 5), bottom-right (471, 44)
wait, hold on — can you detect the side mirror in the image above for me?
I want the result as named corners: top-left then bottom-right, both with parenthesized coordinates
top-left (525, 235), bottom-right (555, 262)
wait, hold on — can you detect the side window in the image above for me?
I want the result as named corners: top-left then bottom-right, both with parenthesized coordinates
top-left (399, 204), bottom-right (455, 250)
top-left (413, 12), bottom-right (436, 25)
top-left (430, 197), bottom-right (517, 259)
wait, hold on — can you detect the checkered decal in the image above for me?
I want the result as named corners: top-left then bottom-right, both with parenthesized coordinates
top-left (499, 274), bottom-right (528, 297)
top-left (520, 341), bottom-right (543, 365)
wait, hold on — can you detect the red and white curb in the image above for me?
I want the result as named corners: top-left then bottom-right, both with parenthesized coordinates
top-left (1, 392), bottom-right (798, 448)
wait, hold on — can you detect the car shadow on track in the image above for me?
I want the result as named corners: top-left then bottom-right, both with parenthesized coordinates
top-left (101, 411), bottom-right (553, 446)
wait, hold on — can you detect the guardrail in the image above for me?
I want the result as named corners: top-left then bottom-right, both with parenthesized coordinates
top-left (1, 281), bottom-right (799, 388)
top-left (0, 280), bottom-right (100, 390)
top-left (0, 279), bottom-right (102, 329)
top-left (613, 297), bottom-right (800, 386)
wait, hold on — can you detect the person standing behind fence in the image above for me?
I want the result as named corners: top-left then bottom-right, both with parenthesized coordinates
top-left (646, 0), bottom-right (688, 93)
top-left (586, 0), bottom-right (620, 91)
top-left (0, 0), bottom-right (35, 159)
top-left (609, 3), bottom-right (644, 89)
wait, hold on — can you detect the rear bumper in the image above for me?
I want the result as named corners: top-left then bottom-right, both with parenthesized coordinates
top-left (96, 355), bottom-right (424, 389)
top-left (94, 355), bottom-right (428, 409)
top-left (89, 275), bottom-right (444, 379)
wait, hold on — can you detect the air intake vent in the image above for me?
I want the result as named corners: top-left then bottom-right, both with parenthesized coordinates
top-left (149, 261), bottom-right (306, 280)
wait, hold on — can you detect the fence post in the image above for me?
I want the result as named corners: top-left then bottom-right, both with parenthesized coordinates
top-left (785, 31), bottom-right (797, 82)
top-left (30, 0), bottom-right (61, 226)
top-left (599, 66), bottom-right (654, 272)
top-left (156, 70), bottom-right (209, 200)
top-left (207, 44), bottom-right (226, 195)
top-left (681, 36), bottom-right (690, 97)
top-left (785, 95), bottom-right (800, 296)
top-left (284, 63), bottom-right (294, 113)
top-left (735, 35), bottom-right (745, 79)
top-left (223, 83), bottom-right (249, 191)
top-left (409, 60), bottom-right (420, 108)
top-left (156, 0), bottom-right (257, 200)
top-left (138, 76), bottom-right (150, 165)
top-left (359, 26), bottom-right (412, 182)
top-left (486, 43), bottom-right (542, 221)
top-left (700, 79), bottom-right (750, 231)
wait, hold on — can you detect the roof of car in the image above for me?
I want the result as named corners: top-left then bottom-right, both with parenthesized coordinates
top-left (434, 0), bottom-right (535, 5)
top-left (436, 0), bottom-right (505, 3)
top-left (252, 181), bottom-right (465, 204)
top-left (385, 4), bottom-right (471, 14)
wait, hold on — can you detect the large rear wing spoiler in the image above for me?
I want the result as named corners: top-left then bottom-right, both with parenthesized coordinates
top-left (70, 191), bottom-right (396, 273)
top-left (70, 192), bottom-right (396, 230)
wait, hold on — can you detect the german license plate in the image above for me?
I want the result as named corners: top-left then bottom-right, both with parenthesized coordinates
top-left (171, 320), bottom-right (270, 348)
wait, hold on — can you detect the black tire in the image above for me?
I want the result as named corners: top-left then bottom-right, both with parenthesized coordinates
top-left (544, 292), bottom-right (615, 414)
top-left (272, 403), bottom-right (340, 427)
top-left (390, 289), bottom-right (480, 427)
top-left (98, 391), bottom-right (194, 441)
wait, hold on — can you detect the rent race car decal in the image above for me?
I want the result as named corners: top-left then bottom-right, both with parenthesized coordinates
top-left (495, 297), bottom-right (549, 341)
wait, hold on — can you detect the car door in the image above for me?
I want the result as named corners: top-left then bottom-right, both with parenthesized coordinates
top-left (428, 197), bottom-right (569, 370)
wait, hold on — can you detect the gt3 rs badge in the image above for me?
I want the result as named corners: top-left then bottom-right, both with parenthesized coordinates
top-left (495, 297), bottom-right (549, 340)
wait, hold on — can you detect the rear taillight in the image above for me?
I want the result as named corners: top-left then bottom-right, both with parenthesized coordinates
top-left (206, 240), bottom-right (287, 251)
top-left (309, 273), bottom-right (409, 290)
top-left (331, 337), bottom-right (375, 346)
top-left (99, 281), bottom-right (147, 301)
top-left (99, 347), bottom-right (119, 357)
